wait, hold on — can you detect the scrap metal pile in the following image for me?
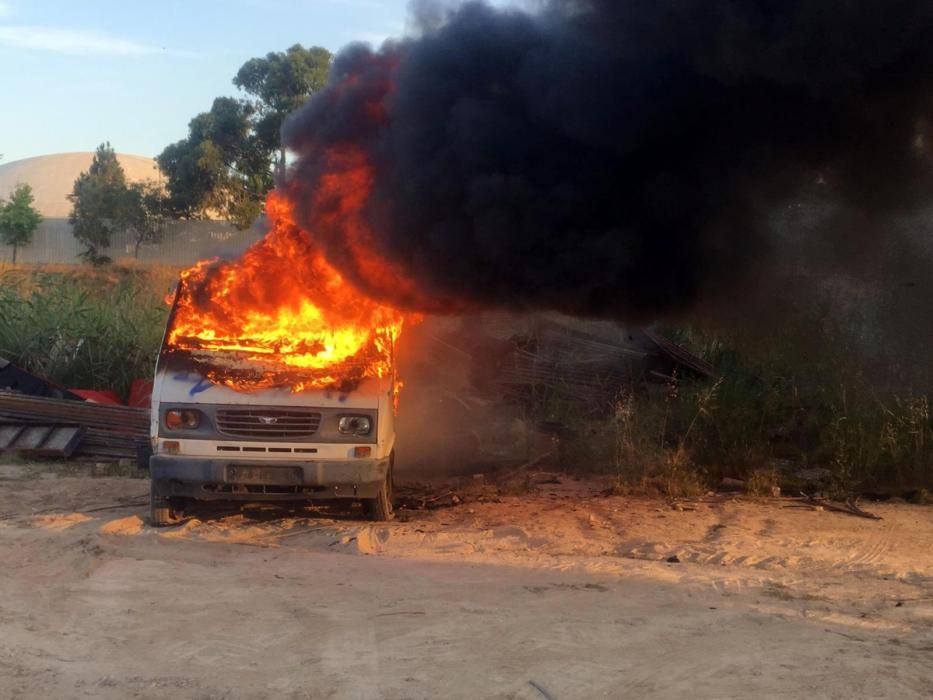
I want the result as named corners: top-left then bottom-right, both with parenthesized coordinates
top-left (0, 392), bottom-right (149, 461)
top-left (0, 359), bottom-right (149, 462)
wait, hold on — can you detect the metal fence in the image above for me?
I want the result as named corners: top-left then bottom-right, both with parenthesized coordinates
top-left (0, 218), bottom-right (266, 266)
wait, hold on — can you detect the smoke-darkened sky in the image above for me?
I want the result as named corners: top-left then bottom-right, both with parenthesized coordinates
top-left (284, 0), bottom-right (933, 321)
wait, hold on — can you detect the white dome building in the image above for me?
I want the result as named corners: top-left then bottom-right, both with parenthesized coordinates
top-left (0, 152), bottom-right (161, 218)
top-left (0, 152), bottom-right (262, 265)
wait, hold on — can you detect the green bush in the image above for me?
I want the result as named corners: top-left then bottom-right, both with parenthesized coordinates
top-left (0, 268), bottom-right (169, 400)
top-left (526, 311), bottom-right (933, 495)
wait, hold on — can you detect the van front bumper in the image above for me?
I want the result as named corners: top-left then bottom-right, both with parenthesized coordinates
top-left (150, 455), bottom-right (389, 501)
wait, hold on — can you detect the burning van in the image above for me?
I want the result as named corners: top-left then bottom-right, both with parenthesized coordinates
top-left (148, 193), bottom-right (405, 525)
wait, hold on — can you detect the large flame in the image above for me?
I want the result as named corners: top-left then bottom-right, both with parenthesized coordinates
top-left (166, 190), bottom-right (407, 393)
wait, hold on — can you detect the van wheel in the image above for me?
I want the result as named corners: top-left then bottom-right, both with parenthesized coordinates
top-left (364, 458), bottom-right (395, 522)
top-left (149, 482), bottom-right (182, 527)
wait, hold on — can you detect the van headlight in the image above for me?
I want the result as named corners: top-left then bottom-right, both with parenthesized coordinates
top-left (165, 409), bottom-right (202, 430)
top-left (338, 415), bottom-right (372, 436)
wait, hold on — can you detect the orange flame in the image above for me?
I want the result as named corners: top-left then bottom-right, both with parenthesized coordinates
top-left (166, 190), bottom-right (407, 393)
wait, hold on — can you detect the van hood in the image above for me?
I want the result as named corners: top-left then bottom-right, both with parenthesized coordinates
top-left (153, 366), bottom-right (388, 409)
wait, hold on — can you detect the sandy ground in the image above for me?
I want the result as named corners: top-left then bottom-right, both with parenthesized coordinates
top-left (0, 461), bottom-right (931, 699)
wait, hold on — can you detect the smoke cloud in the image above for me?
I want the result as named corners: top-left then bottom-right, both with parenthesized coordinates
top-left (283, 0), bottom-right (933, 321)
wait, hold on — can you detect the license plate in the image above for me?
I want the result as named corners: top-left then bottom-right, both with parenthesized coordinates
top-left (225, 465), bottom-right (303, 485)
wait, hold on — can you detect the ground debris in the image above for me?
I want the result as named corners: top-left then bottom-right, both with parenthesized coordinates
top-left (394, 467), bottom-right (553, 511)
top-left (720, 477), bottom-right (746, 492)
top-left (529, 680), bottom-right (557, 700)
top-left (394, 484), bottom-right (459, 511)
top-left (794, 492), bottom-right (883, 520)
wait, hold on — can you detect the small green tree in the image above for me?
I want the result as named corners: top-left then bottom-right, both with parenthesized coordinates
top-left (69, 143), bottom-right (127, 264)
top-left (0, 183), bottom-right (42, 263)
top-left (123, 180), bottom-right (168, 258)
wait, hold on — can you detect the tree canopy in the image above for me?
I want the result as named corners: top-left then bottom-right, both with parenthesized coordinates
top-left (157, 97), bottom-right (271, 229)
top-left (69, 142), bottom-right (167, 264)
top-left (235, 44), bottom-right (332, 171)
top-left (69, 143), bottom-right (127, 264)
top-left (123, 180), bottom-right (167, 258)
top-left (0, 183), bottom-right (42, 263)
top-left (157, 44), bottom-right (332, 229)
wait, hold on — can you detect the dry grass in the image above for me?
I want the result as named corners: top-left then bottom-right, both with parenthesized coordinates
top-left (0, 261), bottom-right (181, 294)
top-left (746, 468), bottom-right (781, 497)
top-left (536, 324), bottom-right (933, 496)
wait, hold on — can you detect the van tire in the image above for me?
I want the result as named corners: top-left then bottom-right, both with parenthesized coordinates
top-left (149, 483), bottom-right (182, 527)
top-left (364, 457), bottom-right (395, 522)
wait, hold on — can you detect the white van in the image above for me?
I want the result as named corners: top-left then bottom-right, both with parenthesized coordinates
top-left (148, 342), bottom-right (397, 525)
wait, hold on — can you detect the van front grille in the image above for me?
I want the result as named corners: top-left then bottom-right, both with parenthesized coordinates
top-left (215, 409), bottom-right (322, 439)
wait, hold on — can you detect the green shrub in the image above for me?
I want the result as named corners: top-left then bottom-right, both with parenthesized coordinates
top-left (525, 314), bottom-right (933, 495)
top-left (0, 267), bottom-right (169, 400)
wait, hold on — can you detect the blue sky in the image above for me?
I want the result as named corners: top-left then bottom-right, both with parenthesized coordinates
top-left (0, 0), bottom-right (418, 163)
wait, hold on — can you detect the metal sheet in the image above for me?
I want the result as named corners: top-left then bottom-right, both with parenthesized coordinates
top-left (0, 424), bottom-right (25, 449)
top-left (13, 426), bottom-right (53, 450)
top-left (32, 426), bottom-right (84, 457)
top-left (0, 424), bottom-right (86, 457)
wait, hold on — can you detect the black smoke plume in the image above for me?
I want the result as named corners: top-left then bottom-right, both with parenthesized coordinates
top-left (283, 0), bottom-right (933, 321)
